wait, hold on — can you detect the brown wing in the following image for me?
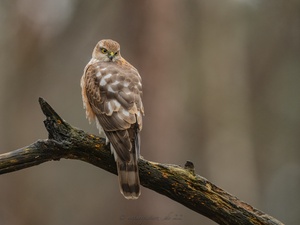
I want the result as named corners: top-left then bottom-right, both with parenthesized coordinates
top-left (82, 60), bottom-right (143, 162)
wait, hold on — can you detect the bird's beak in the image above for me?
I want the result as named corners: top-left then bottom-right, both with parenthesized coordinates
top-left (108, 52), bottom-right (114, 60)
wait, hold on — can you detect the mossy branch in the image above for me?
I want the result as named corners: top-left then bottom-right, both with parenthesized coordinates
top-left (0, 98), bottom-right (284, 225)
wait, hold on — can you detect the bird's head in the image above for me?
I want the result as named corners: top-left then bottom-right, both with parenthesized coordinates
top-left (92, 39), bottom-right (121, 62)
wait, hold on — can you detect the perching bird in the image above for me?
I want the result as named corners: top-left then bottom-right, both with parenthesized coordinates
top-left (81, 39), bottom-right (144, 199)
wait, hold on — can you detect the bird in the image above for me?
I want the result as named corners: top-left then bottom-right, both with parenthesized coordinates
top-left (80, 39), bottom-right (144, 199)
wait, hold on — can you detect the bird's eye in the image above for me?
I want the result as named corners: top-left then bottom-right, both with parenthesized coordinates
top-left (115, 51), bottom-right (119, 55)
top-left (101, 48), bottom-right (108, 54)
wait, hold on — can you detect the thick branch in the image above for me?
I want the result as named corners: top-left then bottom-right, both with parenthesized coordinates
top-left (0, 98), bottom-right (283, 225)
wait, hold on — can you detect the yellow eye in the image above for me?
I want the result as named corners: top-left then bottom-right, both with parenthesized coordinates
top-left (101, 48), bottom-right (108, 54)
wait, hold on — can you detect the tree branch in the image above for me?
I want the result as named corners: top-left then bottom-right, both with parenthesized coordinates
top-left (0, 98), bottom-right (284, 225)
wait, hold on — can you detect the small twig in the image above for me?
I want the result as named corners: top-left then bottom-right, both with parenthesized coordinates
top-left (0, 98), bottom-right (284, 225)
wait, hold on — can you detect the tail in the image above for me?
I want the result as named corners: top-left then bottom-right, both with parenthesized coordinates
top-left (115, 133), bottom-right (141, 199)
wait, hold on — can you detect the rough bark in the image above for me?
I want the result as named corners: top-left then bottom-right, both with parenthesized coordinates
top-left (0, 98), bottom-right (284, 225)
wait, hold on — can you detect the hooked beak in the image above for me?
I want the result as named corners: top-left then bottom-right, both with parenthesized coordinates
top-left (108, 51), bottom-right (115, 60)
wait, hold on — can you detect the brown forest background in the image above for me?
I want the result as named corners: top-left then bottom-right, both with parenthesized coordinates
top-left (0, 1), bottom-right (300, 225)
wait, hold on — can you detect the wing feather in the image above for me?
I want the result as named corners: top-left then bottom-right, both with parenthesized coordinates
top-left (82, 61), bottom-right (143, 162)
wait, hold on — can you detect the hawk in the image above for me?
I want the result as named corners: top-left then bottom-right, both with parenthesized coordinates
top-left (81, 39), bottom-right (144, 199)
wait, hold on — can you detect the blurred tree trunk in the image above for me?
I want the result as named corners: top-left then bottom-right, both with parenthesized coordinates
top-left (249, 2), bottom-right (300, 223)
top-left (184, 1), bottom-right (259, 207)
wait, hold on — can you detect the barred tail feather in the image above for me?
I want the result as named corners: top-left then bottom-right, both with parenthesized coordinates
top-left (115, 133), bottom-right (141, 200)
top-left (117, 158), bottom-right (140, 199)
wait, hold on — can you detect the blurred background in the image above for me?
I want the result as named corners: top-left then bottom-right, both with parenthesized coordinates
top-left (0, 0), bottom-right (299, 224)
